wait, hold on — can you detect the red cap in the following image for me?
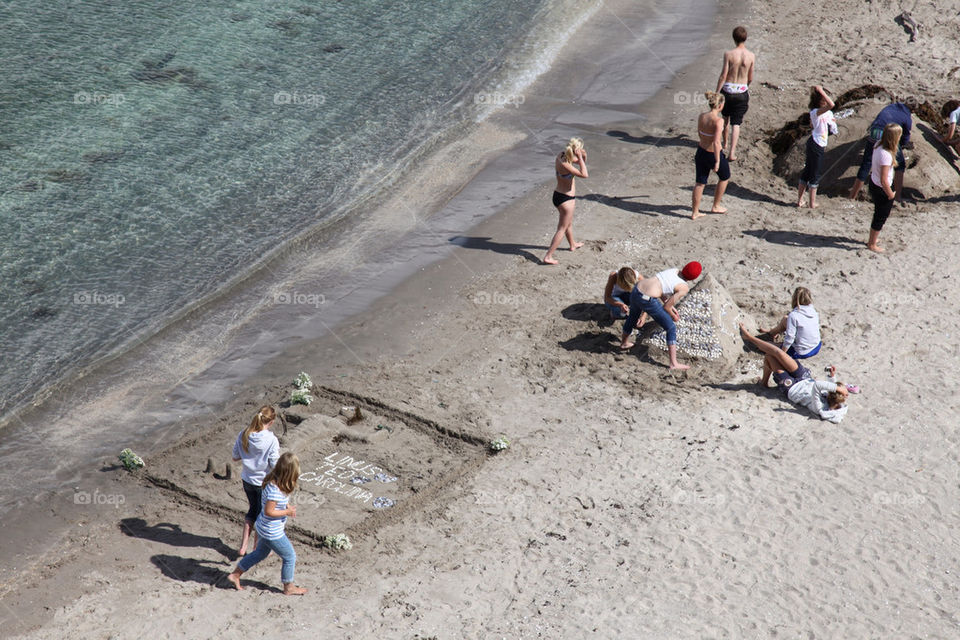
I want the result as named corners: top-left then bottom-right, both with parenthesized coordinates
top-left (680, 261), bottom-right (702, 280)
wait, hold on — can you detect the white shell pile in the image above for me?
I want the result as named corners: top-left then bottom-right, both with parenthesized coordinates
top-left (644, 289), bottom-right (723, 360)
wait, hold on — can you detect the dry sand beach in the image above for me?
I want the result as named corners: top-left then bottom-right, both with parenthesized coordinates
top-left (5, 0), bottom-right (960, 637)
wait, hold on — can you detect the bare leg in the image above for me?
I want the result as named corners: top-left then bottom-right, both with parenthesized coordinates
top-left (796, 182), bottom-right (807, 207)
top-left (283, 583), bottom-right (308, 596)
top-left (728, 124), bottom-right (741, 161)
top-left (668, 344), bottom-right (690, 370)
top-left (544, 202), bottom-right (575, 264)
top-left (760, 354), bottom-right (776, 387)
top-left (721, 116), bottom-right (730, 151)
top-left (239, 520), bottom-right (253, 556)
top-left (808, 186), bottom-right (817, 208)
top-left (739, 323), bottom-right (798, 372)
top-left (565, 224), bottom-right (584, 251)
top-left (867, 228), bottom-right (884, 253)
top-left (692, 184), bottom-right (706, 219)
top-left (712, 179), bottom-right (729, 213)
top-left (227, 568), bottom-right (245, 591)
top-left (849, 178), bottom-right (864, 200)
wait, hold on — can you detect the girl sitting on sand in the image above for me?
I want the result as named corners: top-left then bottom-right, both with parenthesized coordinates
top-left (544, 137), bottom-right (588, 265)
top-left (759, 286), bottom-right (822, 359)
top-left (797, 86), bottom-right (838, 208)
top-left (692, 92), bottom-right (730, 220)
top-left (739, 324), bottom-right (849, 423)
top-left (867, 123), bottom-right (901, 253)
top-left (231, 405), bottom-right (280, 556)
top-left (620, 261), bottom-right (702, 370)
top-left (603, 266), bottom-right (640, 319)
top-left (228, 452), bottom-right (308, 595)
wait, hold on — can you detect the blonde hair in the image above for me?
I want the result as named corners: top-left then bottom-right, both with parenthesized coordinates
top-left (615, 267), bottom-right (638, 292)
top-left (791, 286), bottom-right (812, 308)
top-left (263, 452), bottom-right (300, 495)
top-left (705, 91), bottom-right (724, 110)
top-left (563, 137), bottom-right (584, 163)
top-left (876, 123), bottom-right (902, 168)
top-left (241, 405), bottom-right (276, 453)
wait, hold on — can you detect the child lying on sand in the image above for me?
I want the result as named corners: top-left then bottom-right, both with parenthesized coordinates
top-left (740, 324), bottom-right (849, 423)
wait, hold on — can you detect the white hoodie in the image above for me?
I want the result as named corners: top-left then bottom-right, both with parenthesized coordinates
top-left (783, 304), bottom-right (821, 355)
top-left (232, 430), bottom-right (280, 485)
top-left (787, 375), bottom-right (848, 423)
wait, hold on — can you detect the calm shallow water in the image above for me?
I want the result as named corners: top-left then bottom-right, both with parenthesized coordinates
top-left (0, 0), bottom-right (596, 420)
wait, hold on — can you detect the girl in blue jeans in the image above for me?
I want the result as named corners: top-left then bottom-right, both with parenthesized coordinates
top-left (227, 452), bottom-right (307, 596)
top-left (620, 261), bottom-right (702, 370)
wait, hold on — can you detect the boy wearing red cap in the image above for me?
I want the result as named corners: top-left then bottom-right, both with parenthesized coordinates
top-left (620, 261), bottom-right (702, 370)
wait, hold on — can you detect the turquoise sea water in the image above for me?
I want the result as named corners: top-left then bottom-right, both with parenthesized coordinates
top-left (0, 0), bottom-right (591, 420)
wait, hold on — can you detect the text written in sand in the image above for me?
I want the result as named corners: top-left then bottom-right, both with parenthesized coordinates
top-left (299, 452), bottom-right (388, 504)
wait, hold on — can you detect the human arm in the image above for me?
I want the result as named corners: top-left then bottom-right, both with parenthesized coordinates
top-left (939, 122), bottom-right (958, 144)
top-left (604, 272), bottom-right (629, 314)
top-left (557, 151), bottom-right (588, 179)
top-left (813, 85), bottom-right (834, 115)
top-left (263, 499), bottom-right (296, 518)
top-left (880, 163), bottom-right (895, 200)
top-left (746, 55), bottom-right (754, 86)
top-left (267, 438), bottom-right (279, 470)
top-left (713, 116), bottom-right (723, 169)
top-left (662, 283), bottom-right (689, 321)
top-left (716, 53), bottom-right (729, 92)
top-left (781, 313), bottom-right (797, 352)
top-left (232, 436), bottom-right (242, 462)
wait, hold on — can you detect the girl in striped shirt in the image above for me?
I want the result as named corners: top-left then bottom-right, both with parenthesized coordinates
top-left (227, 452), bottom-right (307, 595)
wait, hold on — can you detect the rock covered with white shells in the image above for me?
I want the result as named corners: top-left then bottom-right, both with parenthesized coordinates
top-left (642, 272), bottom-right (758, 366)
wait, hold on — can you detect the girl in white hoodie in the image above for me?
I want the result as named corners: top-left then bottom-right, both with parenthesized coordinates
top-left (232, 405), bottom-right (280, 555)
top-left (760, 286), bottom-right (822, 359)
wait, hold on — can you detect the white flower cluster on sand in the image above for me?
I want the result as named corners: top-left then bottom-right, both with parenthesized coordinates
top-left (323, 533), bottom-right (352, 550)
top-left (490, 436), bottom-right (510, 452)
top-left (291, 371), bottom-right (313, 405)
top-left (118, 448), bottom-right (144, 471)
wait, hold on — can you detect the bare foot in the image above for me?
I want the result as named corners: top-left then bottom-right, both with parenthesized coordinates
top-left (227, 571), bottom-right (244, 591)
top-left (283, 584), bottom-right (308, 596)
top-left (691, 211), bottom-right (706, 220)
top-left (570, 242), bottom-right (585, 251)
top-left (795, 200), bottom-right (803, 208)
top-left (808, 203), bottom-right (818, 209)
top-left (620, 341), bottom-right (635, 350)
top-left (669, 363), bottom-right (690, 370)
top-left (711, 206), bottom-right (728, 214)
top-left (867, 244), bottom-right (885, 253)
top-left (727, 157), bottom-right (737, 163)
top-left (542, 256), bottom-right (559, 265)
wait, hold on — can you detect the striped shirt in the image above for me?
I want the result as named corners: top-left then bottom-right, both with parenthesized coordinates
top-left (255, 482), bottom-right (289, 540)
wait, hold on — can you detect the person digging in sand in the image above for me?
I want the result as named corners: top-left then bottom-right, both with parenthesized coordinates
top-left (227, 452), bottom-right (308, 596)
top-left (692, 91), bottom-right (730, 220)
top-left (620, 261), bottom-right (702, 370)
top-left (544, 137), bottom-right (588, 264)
top-left (796, 86), bottom-right (838, 209)
top-left (739, 324), bottom-right (850, 423)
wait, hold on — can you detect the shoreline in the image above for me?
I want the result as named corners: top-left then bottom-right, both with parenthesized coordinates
top-left (0, 0), bottom-right (725, 620)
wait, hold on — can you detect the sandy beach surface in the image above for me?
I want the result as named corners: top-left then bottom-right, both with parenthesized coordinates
top-left (5, 0), bottom-right (960, 637)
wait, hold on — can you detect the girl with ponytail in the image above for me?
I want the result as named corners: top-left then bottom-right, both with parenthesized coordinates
top-left (231, 405), bottom-right (279, 555)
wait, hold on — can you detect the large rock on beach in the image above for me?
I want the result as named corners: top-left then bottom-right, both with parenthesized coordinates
top-left (641, 273), bottom-right (757, 369)
top-left (770, 85), bottom-right (960, 199)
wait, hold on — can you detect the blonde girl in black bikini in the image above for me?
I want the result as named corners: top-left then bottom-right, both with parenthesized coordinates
top-left (544, 137), bottom-right (588, 265)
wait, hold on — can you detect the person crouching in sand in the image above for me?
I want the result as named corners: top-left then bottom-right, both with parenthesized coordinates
top-left (620, 261), bottom-right (702, 370)
top-left (544, 137), bottom-right (588, 265)
top-left (227, 452), bottom-right (308, 595)
top-left (739, 324), bottom-right (849, 423)
top-left (692, 92), bottom-right (730, 220)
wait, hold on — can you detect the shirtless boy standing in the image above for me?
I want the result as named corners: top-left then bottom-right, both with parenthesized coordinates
top-left (716, 26), bottom-right (755, 162)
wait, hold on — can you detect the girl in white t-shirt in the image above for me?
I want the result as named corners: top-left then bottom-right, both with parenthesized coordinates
top-left (867, 123), bottom-right (901, 253)
top-left (937, 99), bottom-right (960, 156)
top-left (797, 86), bottom-right (838, 208)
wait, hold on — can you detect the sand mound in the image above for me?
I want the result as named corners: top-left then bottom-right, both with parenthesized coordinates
top-left (641, 273), bottom-right (757, 369)
top-left (769, 86), bottom-right (960, 198)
